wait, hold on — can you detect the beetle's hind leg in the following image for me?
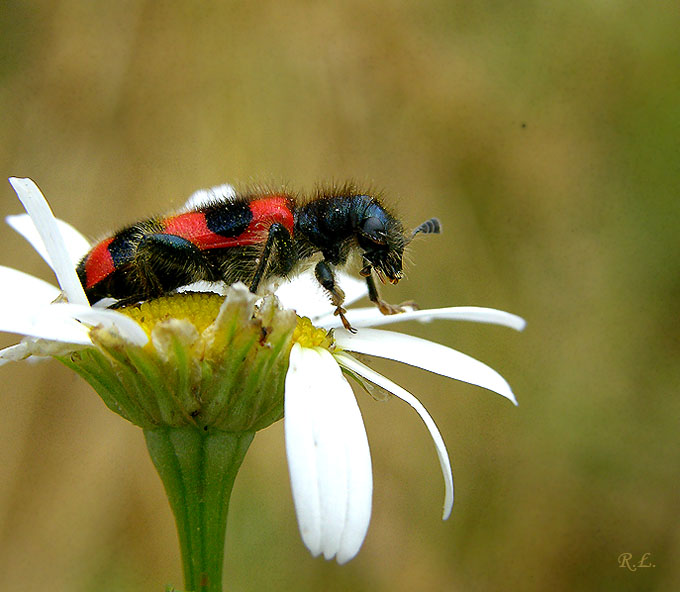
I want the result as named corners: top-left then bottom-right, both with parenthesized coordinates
top-left (133, 233), bottom-right (211, 297)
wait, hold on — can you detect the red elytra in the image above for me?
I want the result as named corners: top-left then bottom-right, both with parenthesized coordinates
top-left (82, 196), bottom-right (295, 290)
top-left (162, 196), bottom-right (295, 250)
top-left (83, 236), bottom-right (115, 289)
top-left (247, 196), bottom-right (295, 242)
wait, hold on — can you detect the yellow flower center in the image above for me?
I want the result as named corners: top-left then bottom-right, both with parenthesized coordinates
top-left (120, 292), bottom-right (225, 336)
top-left (117, 292), bottom-right (333, 353)
top-left (71, 285), bottom-right (299, 432)
top-left (293, 316), bottom-right (334, 349)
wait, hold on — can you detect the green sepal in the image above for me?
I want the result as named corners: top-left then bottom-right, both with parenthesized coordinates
top-left (57, 291), bottom-right (296, 432)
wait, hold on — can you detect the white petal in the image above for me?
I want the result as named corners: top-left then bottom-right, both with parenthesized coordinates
top-left (276, 274), bottom-right (330, 318)
top-left (276, 271), bottom-right (368, 319)
top-left (285, 345), bottom-right (372, 563)
top-left (0, 343), bottom-right (30, 365)
top-left (335, 328), bottom-right (518, 405)
top-left (177, 281), bottom-right (226, 295)
top-left (335, 271), bottom-right (370, 309)
top-left (0, 305), bottom-right (92, 344)
top-left (8, 178), bottom-right (89, 305)
top-left (55, 304), bottom-right (149, 346)
top-left (6, 213), bottom-right (53, 265)
top-left (91, 297), bottom-right (119, 309)
top-left (0, 266), bottom-right (61, 308)
top-left (0, 299), bottom-right (147, 352)
top-left (318, 305), bottom-right (526, 331)
top-left (181, 183), bottom-right (236, 210)
top-left (336, 352), bottom-right (454, 520)
top-left (6, 213), bottom-right (91, 268)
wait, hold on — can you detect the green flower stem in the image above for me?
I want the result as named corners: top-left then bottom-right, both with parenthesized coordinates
top-left (58, 290), bottom-right (295, 588)
top-left (144, 427), bottom-right (254, 592)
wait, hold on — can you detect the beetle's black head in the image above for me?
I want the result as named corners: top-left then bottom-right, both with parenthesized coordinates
top-left (356, 201), bottom-right (442, 285)
top-left (355, 202), bottom-right (406, 284)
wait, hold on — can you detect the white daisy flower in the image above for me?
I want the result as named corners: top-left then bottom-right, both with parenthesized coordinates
top-left (1, 177), bottom-right (147, 365)
top-left (276, 271), bottom-right (524, 563)
top-left (2, 177), bottom-right (525, 574)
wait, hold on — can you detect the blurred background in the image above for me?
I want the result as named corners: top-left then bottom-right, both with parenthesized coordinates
top-left (1, 1), bottom-right (678, 590)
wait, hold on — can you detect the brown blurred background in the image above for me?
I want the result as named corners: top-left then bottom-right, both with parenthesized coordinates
top-left (1, 2), bottom-right (678, 591)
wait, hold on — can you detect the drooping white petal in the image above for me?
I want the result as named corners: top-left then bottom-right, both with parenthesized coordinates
top-left (285, 344), bottom-right (372, 563)
top-left (8, 178), bottom-right (88, 305)
top-left (276, 271), bottom-right (368, 319)
top-left (55, 304), bottom-right (148, 346)
top-left (335, 328), bottom-right (518, 405)
top-left (0, 266), bottom-right (61, 308)
top-left (336, 351), bottom-right (454, 520)
top-left (181, 183), bottom-right (236, 210)
top-left (6, 213), bottom-right (91, 268)
top-left (317, 306), bottom-right (526, 332)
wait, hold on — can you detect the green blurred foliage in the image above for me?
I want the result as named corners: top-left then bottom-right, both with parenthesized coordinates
top-left (1, 1), bottom-right (678, 591)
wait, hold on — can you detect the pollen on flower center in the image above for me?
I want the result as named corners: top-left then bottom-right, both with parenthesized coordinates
top-left (293, 316), bottom-right (334, 350)
top-left (68, 285), bottom-right (298, 432)
top-left (119, 292), bottom-right (225, 335)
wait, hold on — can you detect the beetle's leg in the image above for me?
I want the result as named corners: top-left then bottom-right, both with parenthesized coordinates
top-left (314, 260), bottom-right (355, 333)
top-left (365, 271), bottom-right (418, 316)
top-left (134, 233), bottom-right (210, 297)
top-left (249, 223), bottom-right (294, 293)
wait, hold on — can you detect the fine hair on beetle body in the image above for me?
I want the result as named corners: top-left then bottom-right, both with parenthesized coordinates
top-left (76, 182), bottom-right (441, 331)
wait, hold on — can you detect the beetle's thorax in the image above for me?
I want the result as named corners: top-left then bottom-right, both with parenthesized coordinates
top-left (295, 195), bottom-right (369, 241)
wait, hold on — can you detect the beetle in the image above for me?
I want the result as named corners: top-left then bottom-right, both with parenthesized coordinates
top-left (76, 184), bottom-right (440, 331)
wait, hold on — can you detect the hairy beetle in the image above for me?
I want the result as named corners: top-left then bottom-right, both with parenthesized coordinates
top-left (76, 184), bottom-right (440, 331)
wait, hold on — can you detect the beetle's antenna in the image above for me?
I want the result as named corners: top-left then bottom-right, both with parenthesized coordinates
top-left (411, 217), bottom-right (441, 239)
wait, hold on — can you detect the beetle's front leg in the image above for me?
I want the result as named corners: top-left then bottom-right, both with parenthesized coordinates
top-left (314, 260), bottom-right (355, 333)
top-left (365, 271), bottom-right (417, 315)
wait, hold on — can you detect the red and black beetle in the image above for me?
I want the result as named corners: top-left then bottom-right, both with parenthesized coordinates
top-left (76, 184), bottom-right (440, 330)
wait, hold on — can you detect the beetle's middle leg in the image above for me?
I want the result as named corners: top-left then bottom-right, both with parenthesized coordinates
top-left (249, 223), bottom-right (295, 293)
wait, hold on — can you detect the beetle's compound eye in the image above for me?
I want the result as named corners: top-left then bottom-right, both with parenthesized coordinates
top-left (360, 216), bottom-right (387, 244)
